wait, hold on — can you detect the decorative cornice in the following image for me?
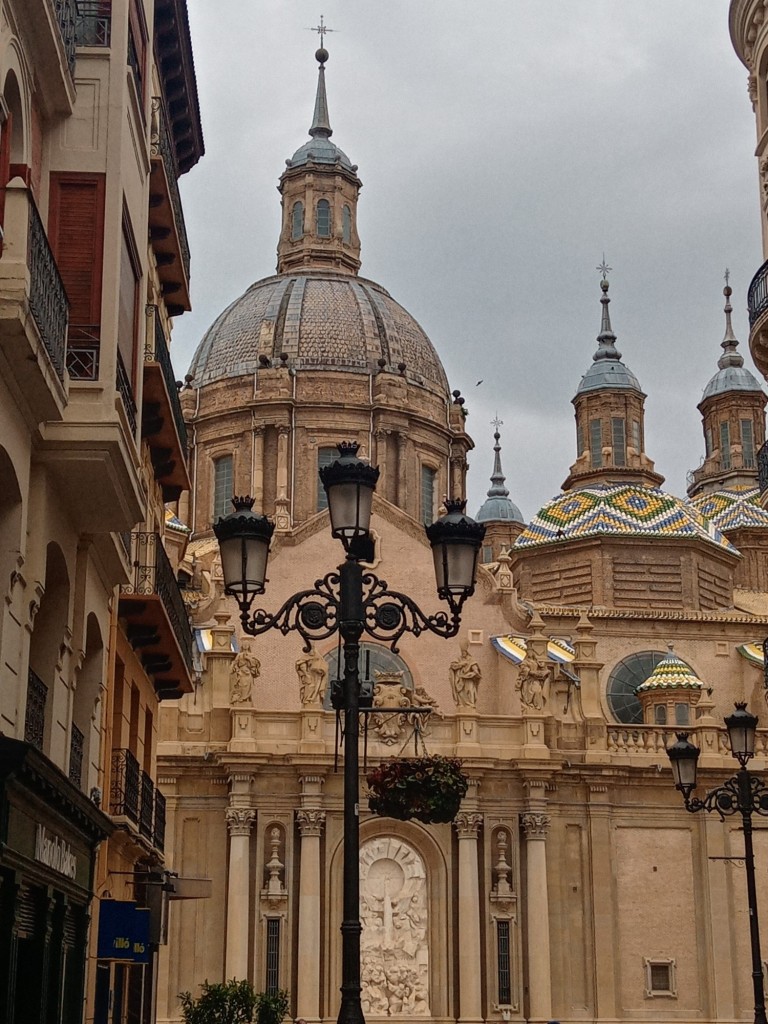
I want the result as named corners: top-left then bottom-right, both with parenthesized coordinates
top-left (529, 603), bottom-right (768, 625)
top-left (296, 808), bottom-right (326, 836)
top-left (226, 807), bottom-right (256, 836)
top-left (521, 812), bottom-right (551, 839)
top-left (454, 812), bottom-right (483, 838)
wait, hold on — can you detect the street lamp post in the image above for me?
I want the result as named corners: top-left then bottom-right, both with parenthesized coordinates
top-left (667, 703), bottom-right (768, 1024)
top-left (213, 442), bottom-right (485, 1024)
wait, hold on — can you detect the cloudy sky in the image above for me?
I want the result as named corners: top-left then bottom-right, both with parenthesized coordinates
top-left (173, 0), bottom-right (762, 520)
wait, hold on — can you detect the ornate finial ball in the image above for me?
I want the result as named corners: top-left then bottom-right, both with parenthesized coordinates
top-left (600, 278), bottom-right (610, 293)
top-left (724, 284), bottom-right (733, 298)
top-left (316, 47), bottom-right (329, 64)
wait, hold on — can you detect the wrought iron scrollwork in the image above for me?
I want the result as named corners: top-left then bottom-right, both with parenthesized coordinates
top-left (685, 771), bottom-right (768, 820)
top-left (238, 567), bottom-right (461, 652)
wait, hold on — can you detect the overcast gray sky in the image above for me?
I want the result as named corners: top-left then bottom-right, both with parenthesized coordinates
top-left (173, 1), bottom-right (762, 521)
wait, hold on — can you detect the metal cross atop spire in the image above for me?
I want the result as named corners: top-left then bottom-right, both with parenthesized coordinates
top-left (597, 255), bottom-right (612, 280)
top-left (308, 15), bottom-right (335, 45)
top-left (724, 267), bottom-right (731, 288)
top-left (491, 414), bottom-right (504, 432)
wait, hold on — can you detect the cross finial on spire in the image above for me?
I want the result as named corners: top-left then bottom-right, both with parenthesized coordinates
top-left (491, 414), bottom-right (504, 432)
top-left (308, 15), bottom-right (335, 47)
top-left (724, 267), bottom-right (731, 288)
top-left (597, 255), bottom-right (612, 281)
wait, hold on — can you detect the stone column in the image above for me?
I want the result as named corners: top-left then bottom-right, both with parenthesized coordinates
top-left (252, 425), bottom-right (265, 509)
top-left (521, 809), bottom-right (552, 1022)
top-left (296, 807), bottom-right (326, 1021)
top-left (225, 807), bottom-right (256, 979)
top-left (454, 811), bottom-right (484, 1023)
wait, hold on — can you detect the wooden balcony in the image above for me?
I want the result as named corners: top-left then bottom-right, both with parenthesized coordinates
top-left (149, 98), bottom-right (191, 315)
top-left (143, 306), bottom-right (190, 501)
top-left (118, 531), bottom-right (194, 697)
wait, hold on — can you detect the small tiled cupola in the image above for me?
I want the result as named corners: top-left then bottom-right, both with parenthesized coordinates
top-left (636, 646), bottom-right (704, 727)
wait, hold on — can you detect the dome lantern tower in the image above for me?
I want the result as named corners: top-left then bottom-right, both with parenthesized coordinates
top-left (277, 46), bottom-right (362, 275)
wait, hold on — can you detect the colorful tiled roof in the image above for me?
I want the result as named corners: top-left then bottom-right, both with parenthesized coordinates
top-left (636, 649), bottom-right (704, 692)
top-left (165, 507), bottom-right (190, 533)
top-left (515, 483), bottom-right (737, 552)
top-left (689, 487), bottom-right (768, 532)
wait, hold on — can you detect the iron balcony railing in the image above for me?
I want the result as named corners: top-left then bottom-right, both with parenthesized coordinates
top-left (139, 771), bottom-right (155, 839)
top-left (66, 324), bottom-right (100, 381)
top-left (154, 789), bottom-right (166, 853)
top-left (122, 532), bottom-right (194, 672)
top-left (759, 441), bottom-right (768, 495)
top-left (54, 0), bottom-right (78, 75)
top-left (24, 669), bottom-right (48, 750)
top-left (116, 349), bottom-right (137, 435)
top-left (27, 195), bottom-right (68, 382)
top-left (150, 98), bottom-right (191, 281)
top-left (75, 0), bottom-right (111, 46)
top-left (748, 258), bottom-right (768, 329)
top-left (110, 747), bottom-right (140, 823)
top-left (68, 722), bottom-right (84, 788)
top-left (146, 306), bottom-right (188, 450)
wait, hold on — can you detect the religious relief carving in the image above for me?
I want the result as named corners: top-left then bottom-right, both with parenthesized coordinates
top-left (230, 641), bottom-right (260, 704)
top-left (226, 807), bottom-right (256, 836)
top-left (360, 837), bottom-right (430, 1016)
top-left (454, 812), bottom-right (483, 839)
top-left (520, 812), bottom-right (551, 840)
top-left (516, 648), bottom-right (551, 711)
top-left (262, 827), bottom-right (287, 903)
top-left (449, 641), bottom-right (481, 708)
top-left (369, 672), bottom-right (441, 746)
top-left (296, 645), bottom-right (328, 706)
top-left (296, 808), bottom-right (325, 837)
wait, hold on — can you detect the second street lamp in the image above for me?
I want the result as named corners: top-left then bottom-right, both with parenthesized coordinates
top-left (213, 442), bottom-right (485, 1024)
top-left (667, 703), bottom-right (768, 1024)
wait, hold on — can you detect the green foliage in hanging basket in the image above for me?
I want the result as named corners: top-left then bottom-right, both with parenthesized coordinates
top-left (366, 755), bottom-right (469, 824)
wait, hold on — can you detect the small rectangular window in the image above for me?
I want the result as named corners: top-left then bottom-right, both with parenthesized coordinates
top-left (317, 447), bottom-right (338, 511)
top-left (421, 465), bottom-right (436, 526)
top-left (645, 958), bottom-right (676, 997)
top-left (720, 421), bottom-right (731, 470)
top-left (213, 455), bottom-right (233, 521)
top-left (654, 704), bottom-right (667, 725)
top-left (482, 544), bottom-right (493, 564)
top-left (266, 917), bottom-right (280, 995)
top-left (590, 419), bottom-right (603, 469)
top-left (675, 703), bottom-right (689, 726)
top-left (497, 919), bottom-right (512, 1005)
top-left (742, 419), bottom-right (755, 468)
top-left (612, 417), bottom-right (626, 467)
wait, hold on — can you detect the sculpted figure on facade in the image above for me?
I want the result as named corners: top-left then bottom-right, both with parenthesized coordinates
top-left (449, 640), bottom-right (481, 707)
top-left (516, 647), bottom-right (551, 711)
top-left (229, 641), bottom-right (260, 704)
top-left (296, 645), bottom-right (328, 705)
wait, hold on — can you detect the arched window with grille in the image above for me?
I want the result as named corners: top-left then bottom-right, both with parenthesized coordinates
top-left (291, 201), bottom-right (304, 241)
top-left (316, 446), bottom-right (337, 511)
top-left (316, 199), bottom-right (331, 238)
top-left (213, 454), bottom-right (233, 521)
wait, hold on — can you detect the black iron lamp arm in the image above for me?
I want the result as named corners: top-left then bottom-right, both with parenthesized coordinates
top-left (237, 568), bottom-right (463, 652)
top-left (684, 771), bottom-right (768, 820)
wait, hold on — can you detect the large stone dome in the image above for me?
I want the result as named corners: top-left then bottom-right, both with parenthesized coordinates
top-left (188, 270), bottom-right (450, 398)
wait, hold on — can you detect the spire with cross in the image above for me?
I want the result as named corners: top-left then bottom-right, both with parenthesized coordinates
top-left (308, 15), bottom-right (335, 50)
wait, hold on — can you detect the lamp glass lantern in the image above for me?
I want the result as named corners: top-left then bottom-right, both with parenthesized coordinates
top-left (425, 498), bottom-right (486, 605)
top-left (666, 732), bottom-right (700, 798)
top-left (724, 702), bottom-right (759, 767)
top-left (319, 442), bottom-right (380, 549)
top-left (213, 496), bottom-right (275, 601)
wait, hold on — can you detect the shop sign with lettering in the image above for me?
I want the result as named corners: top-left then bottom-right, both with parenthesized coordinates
top-left (97, 900), bottom-right (150, 963)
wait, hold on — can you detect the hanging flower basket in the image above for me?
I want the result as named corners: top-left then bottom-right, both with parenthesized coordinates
top-left (366, 755), bottom-right (469, 824)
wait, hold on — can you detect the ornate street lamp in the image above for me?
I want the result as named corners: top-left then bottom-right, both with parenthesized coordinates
top-left (213, 442), bottom-right (485, 1024)
top-left (667, 704), bottom-right (768, 1024)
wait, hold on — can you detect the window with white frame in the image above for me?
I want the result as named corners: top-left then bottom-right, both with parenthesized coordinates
top-left (644, 958), bottom-right (676, 998)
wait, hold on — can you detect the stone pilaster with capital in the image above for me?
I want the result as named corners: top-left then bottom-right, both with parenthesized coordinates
top-left (521, 812), bottom-right (551, 840)
top-left (296, 808), bottom-right (326, 837)
top-left (454, 812), bottom-right (483, 839)
top-left (226, 807), bottom-right (256, 836)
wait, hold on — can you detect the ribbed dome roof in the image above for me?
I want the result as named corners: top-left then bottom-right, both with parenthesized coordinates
top-left (701, 279), bottom-right (763, 400)
top-left (188, 272), bottom-right (450, 397)
top-left (287, 136), bottom-right (354, 172)
top-left (636, 649), bottom-right (704, 693)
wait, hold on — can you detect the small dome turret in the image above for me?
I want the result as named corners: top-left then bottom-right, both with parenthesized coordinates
top-left (476, 422), bottom-right (523, 524)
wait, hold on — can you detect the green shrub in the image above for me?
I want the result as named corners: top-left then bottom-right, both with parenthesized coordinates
top-left (179, 981), bottom-right (289, 1024)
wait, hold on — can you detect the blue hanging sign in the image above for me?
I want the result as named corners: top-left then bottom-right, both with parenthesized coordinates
top-left (97, 900), bottom-right (150, 963)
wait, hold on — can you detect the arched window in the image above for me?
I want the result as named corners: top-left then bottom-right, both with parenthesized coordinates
top-left (342, 204), bottom-right (351, 244)
top-left (316, 446), bottom-right (337, 511)
top-left (589, 419), bottom-right (602, 469)
top-left (316, 199), bottom-right (331, 238)
top-left (213, 454), bottom-right (233, 521)
top-left (291, 201), bottom-right (304, 241)
top-left (720, 421), bottom-right (731, 470)
top-left (607, 650), bottom-right (668, 724)
top-left (324, 642), bottom-right (413, 709)
top-left (611, 417), bottom-right (626, 467)
top-left (421, 466), bottom-right (436, 525)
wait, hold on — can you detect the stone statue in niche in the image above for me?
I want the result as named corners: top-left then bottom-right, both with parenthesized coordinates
top-left (516, 647), bottom-right (550, 711)
top-left (295, 645), bottom-right (328, 705)
top-left (360, 837), bottom-right (430, 1016)
top-left (229, 640), bottom-right (260, 704)
top-left (369, 671), bottom-right (441, 746)
top-left (449, 640), bottom-right (481, 707)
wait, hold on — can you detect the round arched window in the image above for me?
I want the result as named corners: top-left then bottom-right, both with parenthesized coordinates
top-left (607, 651), bottom-right (668, 724)
top-left (291, 201), bottom-right (304, 241)
top-left (316, 199), bottom-right (331, 238)
top-left (324, 642), bottom-right (412, 708)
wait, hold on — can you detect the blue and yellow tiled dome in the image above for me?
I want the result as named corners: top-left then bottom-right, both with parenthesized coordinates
top-left (636, 649), bottom-right (704, 693)
top-left (515, 483), bottom-right (737, 551)
top-left (689, 487), bottom-right (768, 532)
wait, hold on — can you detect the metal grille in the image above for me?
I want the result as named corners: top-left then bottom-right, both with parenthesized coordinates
top-left (748, 258), bottom-right (768, 328)
top-left (121, 532), bottom-right (194, 672)
top-left (116, 349), bottom-right (137, 435)
top-left (24, 669), bottom-right (48, 750)
top-left (146, 306), bottom-right (188, 449)
top-left (154, 789), bottom-right (166, 852)
top-left (421, 465), bottom-right (435, 526)
top-left (75, 0), bottom-right (111, 46)
top-left (265, 918), bottom-right (280, 994)
top-left (54, 0), bottom-right (77, 74)
top-left (150, 98), bottom-right (191, 280)
top-left (66, 343), bottom-right (100, 380)
top-left (27, 196), bottom-right (68, 381)
top-left (68, 722), bottom-right (84, 788)
top-left (110, 748), bottom-right (140, 823)
top-left (139, 771), bottom-right (155, 839)
top-left (497, 919), bottom-right (511, 1005)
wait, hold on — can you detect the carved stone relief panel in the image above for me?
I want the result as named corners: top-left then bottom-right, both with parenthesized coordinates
top-left (360, 837), bottom-right (430, 1016)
